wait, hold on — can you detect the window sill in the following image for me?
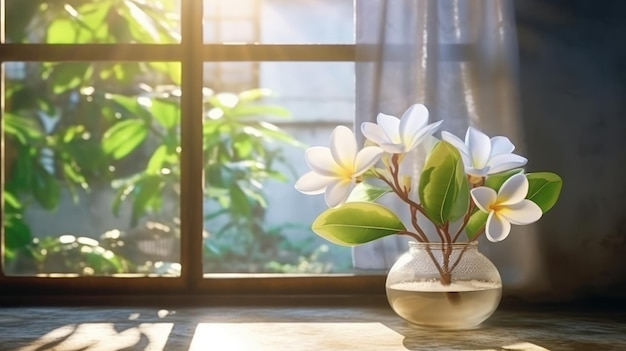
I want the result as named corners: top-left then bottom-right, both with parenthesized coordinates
top-left (1, 297), bottom-right (625, 350)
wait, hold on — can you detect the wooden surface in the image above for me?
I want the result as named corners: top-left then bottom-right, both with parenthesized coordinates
top-left (1, 303), bottom-right (625, 350)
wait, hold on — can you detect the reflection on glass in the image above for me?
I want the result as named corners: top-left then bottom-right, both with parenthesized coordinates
top-left (201, 61), bottom-right (354, 274)
top-left (2, 61), bottom-right (181, 276)
top-left (203, 0), bottom-right (354, 44)
top-left (5, 0), bottom-right (180, 44)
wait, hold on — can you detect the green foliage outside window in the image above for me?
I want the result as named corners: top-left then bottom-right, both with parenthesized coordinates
top-left (2, 0), bottom-right (336, 275)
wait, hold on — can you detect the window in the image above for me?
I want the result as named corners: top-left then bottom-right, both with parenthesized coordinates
top-left (1, 0), bottom-right (385, 297)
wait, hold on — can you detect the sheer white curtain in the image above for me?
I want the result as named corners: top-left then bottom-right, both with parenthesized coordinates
top-left (353, 0), bottom-right (549, 297)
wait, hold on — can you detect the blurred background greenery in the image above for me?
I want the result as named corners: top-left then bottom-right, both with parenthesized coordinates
top-left (3, 0), bottom-right (349, 275)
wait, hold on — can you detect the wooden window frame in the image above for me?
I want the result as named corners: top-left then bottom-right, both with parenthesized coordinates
top-left (0, 0), bottom-right (385, 302)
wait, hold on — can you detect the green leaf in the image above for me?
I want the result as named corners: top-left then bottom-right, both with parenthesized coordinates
top-left (237, 88), bottom-right (273, 102)
top-left (121, 0), bottom-right (161, 42)
top-left (32, 167), bottom-right (60, 210)
top-left (347, 182), bottom-right (391, 203)
top-left (130, 175), bottom-right (163, 226)
top-left (465, 210), bottom-right (488, 240)
top-left (102, 119), bottom-right (148, 159)
top-left (3, 191), bottom-right (22, 211)
top-left (47, 19), bottom-right (77, 43)
top-left (61, 125), bottom-right (86, 143)
top-left (10, 145), bottom-right (35, 191)
top-left (230, 105), bottom-right (291, 119)
top-left (50, 63), bottom-right (92, 94)
top-left (76, 2), bottom-right (109, 36)
top-left (3, 113), bottom-right (43, 142)
top-left (418, 141), bottom-right (465, 226)
top-left (311, 202), bottom-right (406, 246)
top-left (526, 172), bottom-right (563, 213)
top-left (4, 214), bottom-right (32, 250)
top-left (148, 62), bottom-right (181, 85)
top-left (111, 176), bottom-right (139, 217)
top-left (146, 145), bottom-right (168, 173)
top-left (449, 175), bottom-right (469, 222)
top-left (256, 121), bottom-right (305, 147)
top-left (229, 184), bottom-right (252, 217)
top-left (150, 98), bottom-right (180, 129)
top-left (62, 161), bottom-right (87, 188)
top-left (106, 94), bottom-right (151, 119)
top-left (484, 168), bottom-right (524, 191)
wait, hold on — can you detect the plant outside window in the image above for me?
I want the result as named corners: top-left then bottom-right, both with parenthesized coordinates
top-left (2, 0), bottom-right (354, 277)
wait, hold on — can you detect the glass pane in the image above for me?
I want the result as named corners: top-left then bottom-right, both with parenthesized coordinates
top-left (5, 0), bottom-right (180, 44)
top-left (203, 0), bottom-right (354, 44)
top-left (2, 61), bottom-right (182, 276)
top-left (201, 61), bottom-right (354, 274)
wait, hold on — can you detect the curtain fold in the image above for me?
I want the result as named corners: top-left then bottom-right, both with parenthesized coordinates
top-left (354, 0), bottom-right (549, 298)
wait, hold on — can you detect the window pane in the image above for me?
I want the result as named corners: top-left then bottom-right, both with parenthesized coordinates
top-left (2, 61), bottom-right (181, 276)
top-left (201, 61), bottom-right (354, 274)
top-left (203, 0), bottom-right (354, 44)
top-left (5, 0), bottom-right (180, 44)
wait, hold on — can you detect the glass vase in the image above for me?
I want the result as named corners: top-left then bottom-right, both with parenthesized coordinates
top-left (386, 241), bottom-right (502, 330)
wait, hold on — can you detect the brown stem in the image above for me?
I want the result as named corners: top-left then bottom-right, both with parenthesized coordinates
top-left (423, 245), bottom-right (446, 282)
top-left (409, 207), bottom-right (430, 243)
top-left (441, 221), bottom-right (452, 243)
top-left (383, 155), bottom-right (428, 217)
top-left (450, 246), bottom-right (469, 273)
top-left (452, 201), bottom-right (474, 243)
top-left (435, 226), bottom-right (448, 244)
top-left (379, 156), bottom-right (473, 295)
top-left (375, 157), bottom-right (431, 241)
top-left (442, 241), bottom-right (451, 284)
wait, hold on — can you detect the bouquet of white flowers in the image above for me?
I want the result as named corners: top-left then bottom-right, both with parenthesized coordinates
top-left (295, 104), bottom-right (562, 248)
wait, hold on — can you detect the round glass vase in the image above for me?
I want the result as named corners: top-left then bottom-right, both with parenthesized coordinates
top-left (385, 241), bottom-right (502, 330)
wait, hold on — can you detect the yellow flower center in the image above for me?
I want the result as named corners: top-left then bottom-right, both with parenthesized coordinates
top-left (489, 202), bottom-right (505, 212)
top-left (336, 165), bottom-right (354, 180)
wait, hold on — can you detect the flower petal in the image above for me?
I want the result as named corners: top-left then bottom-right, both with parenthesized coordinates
top-left (377, 142), bottom-right (406, 154)
top-left (485, 212), bottom-right (511, 242)
top-left (398, 139), bottom-right (432, 177)
top-left (499, 200), bottom-right (542, 225)
top-left (471, 187), bottom-right (498, 213)
top-left (490, 136), bottom-right (515, 155)
top-left (330, 126), bottom-right (357, 170)
top-left (466, 127), bottom-right (492, 169)
top-left (399, 104), bottom-right (428, 144)
top-left (376, 113), bottom-right (401, 142)
top-left (353, 146), bottom-right (384, 176)
top-left (487, 153), bottom-right (528, 174)
top-left (325, 179), bottom-right (352, 207)
top-left (442, 131), bottom-right (469, 156)
top-left (305, 146), bottom-right (338, 177)
top-left (497, 173), bottom-right (529, 206)
top-left (361, 122), bottom-right (390, 146)
top-left (405, 120), bottom-right (443, 151)
top-left (294, 171), bottom-right (333, 194)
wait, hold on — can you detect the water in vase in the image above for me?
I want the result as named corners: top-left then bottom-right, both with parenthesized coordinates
top-left (387, 280), bottom-right (502, 329)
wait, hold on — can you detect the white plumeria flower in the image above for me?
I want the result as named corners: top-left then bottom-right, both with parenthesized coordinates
top-left (295, 126), bottom-right (383, 208)
top-left (361, 104), bottom-right (443, 154)
top-left (442, 127), bottom-right (527, 177)
top-left (470, 173), bottom-right (542, 242)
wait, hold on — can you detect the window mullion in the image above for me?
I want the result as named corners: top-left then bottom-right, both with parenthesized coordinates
top-left (180, 0), bottom-right (205, 291)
